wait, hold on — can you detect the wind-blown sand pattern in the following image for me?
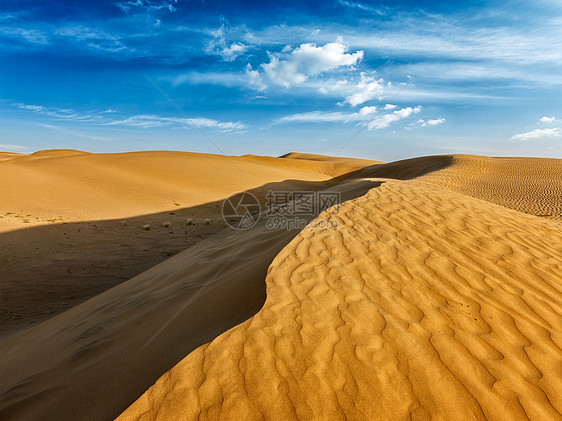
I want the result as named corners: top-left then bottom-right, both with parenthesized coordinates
top-left (419, 155), bottom-right (562, 219)
top-left (1, 153), bottom-right (561, 420)
top-left (119, 157), bottom-right (562, 420)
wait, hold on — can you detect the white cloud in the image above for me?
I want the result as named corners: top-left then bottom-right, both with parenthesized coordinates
top-left (104, 114), bottom-right (247, 132)
top-left (337, 0), bottom-right (387, 15)
top-left (540, 116), bottom-right (556, 123)
top-left (15, 103), bottom-right (96, 120)
top-left (367, 106), bottom-right (422, 130)
top-left (55, 25), bottom-right (127, 53)
top-left (0, 27), bottom-right (48, 44)
top-left (14, 102), bottom-right (246, 133)
top-left (383, 104), bottom-right (397, 110)
top-left (276, 106), bottom-right (377, 124)
top-left (246, 64), bottom-right (268, 90)
top-left (206, 18), bottom-right (248, 62)
top-left (0, 13), bottom-right (18, 22)
top-left (511, 127), bottom-right (562, 141)
top-left (116, 0), bottom-right (179, 14)
top-left (343, 72), bottom-right (384, 106)
top-left (417, 117), bottom-right (446, 127)
top-left (251, 40), bottom-right (363, 88)
top-left (277, 105), bottom-right (420, 130)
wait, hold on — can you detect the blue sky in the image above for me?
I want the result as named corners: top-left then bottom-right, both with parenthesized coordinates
top-left (1, 0), bottom-right (561, 161)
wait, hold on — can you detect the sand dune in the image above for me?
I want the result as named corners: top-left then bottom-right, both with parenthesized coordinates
top-left (0, 150), bottom-right (378, 335)
top-left (1, 152), bottom-right (561, 420)
top-left (0, 177), bottom-right (377, 421)
top-left (0, 153), bottom-right (23, 162)
top-left (118, 155), bottom-right (562, 420)
top-left (0, 150), bottom-right (362, 232)
top-left (419, 155), bottom-right (562, 220)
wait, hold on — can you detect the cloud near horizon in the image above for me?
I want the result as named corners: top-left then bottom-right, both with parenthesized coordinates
top-left (13, 103), bottom-right (247, 133)
top-left (511, 127), bottom-right (561, 141)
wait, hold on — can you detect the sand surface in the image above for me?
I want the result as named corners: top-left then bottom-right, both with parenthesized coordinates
top-left (0, 152), bottom-right (561, 420)
top-left (0, 149), bottom-right (364, 230)
top-left (0, 150), bottom-right (377, 335)
top-left (119, 155), bottom-right (562, 420)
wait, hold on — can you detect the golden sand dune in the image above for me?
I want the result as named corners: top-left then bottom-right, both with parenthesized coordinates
top-left (0, 150), bottom-right (379, 335)
top-left (0, 178), bottom-right (377, 421)
top-left (0, 153), bottom-right (23, 162)
top-left (0, 153), bottom-right (561, 420)
top-left (420, 155), bottom-right (562, 220)
top-left (240, 153), bottom-right (382, 178)
top-left (0, 150), bottom-right (362, 232)
top-left (118, 156), bottom-right (562, 420)
top-left (353, 154), bottom-right (562, 220)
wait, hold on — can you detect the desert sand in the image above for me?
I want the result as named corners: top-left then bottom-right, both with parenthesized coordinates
top-left (0, 152), bottom-right (561, 420)
top-left (0, 150), bottom-right (377, 335)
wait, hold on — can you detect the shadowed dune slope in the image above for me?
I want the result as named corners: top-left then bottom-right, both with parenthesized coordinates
top-left (0, 177), bottom-right (378, 421)
top-left (118, 178), bottom-right (562, 421)
top-left (0, 150), bottom-right (378, 335)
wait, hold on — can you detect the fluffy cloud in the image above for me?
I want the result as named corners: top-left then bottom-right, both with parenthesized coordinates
top-left (206, 18), bottom-right (248, 62)
top-left (539, 116), bottom-right (556, 123)
top-left (415, 117), bottom-right (446, 127)
top-left (367, 106), bottom-right (421, 129)
top-left (511, 127), bottom-right (561, 141)
top-left (249, 40), bottom-right (363, 89)
top-left (343, 73), bottom-right (384, 106)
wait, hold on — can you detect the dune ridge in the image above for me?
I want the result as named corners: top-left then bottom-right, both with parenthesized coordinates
top-left (0, 150), bottom-right (360, 231)
top-left (0, 153), bottom-right (561, 420)
top-left (119, 156), bottom-right (562, 420)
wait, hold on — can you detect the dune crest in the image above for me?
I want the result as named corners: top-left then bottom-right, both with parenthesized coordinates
top-left (0, 150), bottom-right (361, 230)
top-left (119, 158), bottom-right (562, 420)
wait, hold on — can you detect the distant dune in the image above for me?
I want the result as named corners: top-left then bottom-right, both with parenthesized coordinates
top-left (0, 149), bottom-right (367, 231)
top-left (0, 152), bottom-right (561, 420)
